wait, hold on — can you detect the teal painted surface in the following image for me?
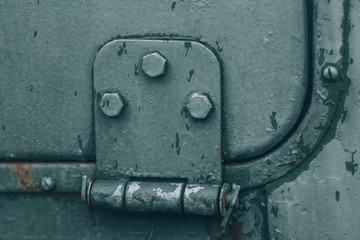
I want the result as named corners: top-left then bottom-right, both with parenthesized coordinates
top-left (0, 0), bottom-right (307, 163)
top-left (266, 0), bottom-right (360, 239)
top-left (0, 190), bottom-right (268, 240)
top-left (0, 194), bottom-right (211, 240)
top-left (0, 0), bottom-right (328, 239)
top-left (94, 40), bottom-right (222, 184)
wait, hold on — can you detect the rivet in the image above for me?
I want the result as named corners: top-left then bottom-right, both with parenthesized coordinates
top-left (41, 177), bottom-right (56, 191)
top-left (323, 66), bottom-right (339, 81)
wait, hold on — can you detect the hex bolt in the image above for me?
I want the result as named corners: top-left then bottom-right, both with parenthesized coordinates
top-left (323, 66), bottom-right (339, 81)
top-left (41, 177), bottom-right (56, 191)
top-left (99, 92), bottom-right (125, 117)
top-left (141, 52), bottom-right (167, 77)
top-left (186, 92), bottom-right (213, 119)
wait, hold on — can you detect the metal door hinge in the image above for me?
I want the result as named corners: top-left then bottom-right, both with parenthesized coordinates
top-left (81, 176), bottom-right (240, 231)
top-left (84, 38), bottom-right (239, 231)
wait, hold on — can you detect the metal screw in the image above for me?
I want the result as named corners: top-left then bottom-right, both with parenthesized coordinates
top-left (41, 177), bottom-right (56, 191)
top-left (99, 92), bottom-right (125, 117)
top-left (141, 52), bottom-right (167, 77)
top-left (323, 66), bottom-right (339, 81)
top-left (186, 92), bottom-right (213, 119)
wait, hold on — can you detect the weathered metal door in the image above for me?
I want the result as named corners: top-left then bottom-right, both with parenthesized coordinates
top-left (1, 0), bottom-right (359, 239)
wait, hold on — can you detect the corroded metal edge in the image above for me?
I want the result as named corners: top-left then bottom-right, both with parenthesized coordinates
top-left (0, 162), bottom-right (95, 193)
top-left (224, 0), bottom-right (347, 189)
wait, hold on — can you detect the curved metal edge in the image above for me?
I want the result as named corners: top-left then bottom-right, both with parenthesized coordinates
top-left (223, 0), bottom-right (347, 189)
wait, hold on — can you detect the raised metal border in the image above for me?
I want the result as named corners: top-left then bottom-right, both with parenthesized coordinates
top-left (223, 0), bottom-right (350, 189)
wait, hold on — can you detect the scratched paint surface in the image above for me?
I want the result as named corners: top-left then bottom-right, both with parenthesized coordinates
top-left (0, 0), bottom-right (306, 163)
top-left (94, 40), bottom-right (222, 184)
top-left (0, 0), bottom-right (313, 239)
top-left (267, 0), bottom-right (360, 239)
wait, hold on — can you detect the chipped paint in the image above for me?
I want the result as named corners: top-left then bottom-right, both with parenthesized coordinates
top-left (105, 184), bottom-right (124, 207)
top-left (152, 183), bottom-right (182, 199)
top-left (125, 182), bottom-right (183, 214)
top-left (184, 185), bottom-right (204, 198)
top-left (127, 182), bottom-right (141, 196)
top-left (183, 184), bottom-right (219, 216)
top-left (0, 0), bottom-right (311, 238)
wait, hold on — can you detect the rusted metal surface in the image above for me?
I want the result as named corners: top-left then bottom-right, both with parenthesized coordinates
top-left (0, 163), bottom-right (95, 193)
top-left (7, 163), bottom-right (40, 191)
top-left (226, 222), bottom-right (242, 240)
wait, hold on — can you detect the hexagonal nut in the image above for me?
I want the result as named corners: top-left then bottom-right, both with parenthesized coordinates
top-left (141, 52), bottom-right (167, 77)
top-left (99, 92), bottom-right (125, 117)
top-left (186, 92), bottom-right (213, 119)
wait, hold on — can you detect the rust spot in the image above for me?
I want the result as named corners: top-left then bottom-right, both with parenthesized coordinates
top-left (226, 222), bottom-right (242, 240)
top-left (7, 163), bottom-right (41, 191)
top-left (277, 161), bottom-right (297, 168)
top-left (295, 129), bottom-right (301, 134)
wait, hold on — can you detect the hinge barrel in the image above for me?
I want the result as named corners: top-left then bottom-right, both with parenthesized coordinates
top-left (82, 176), bottom-right (235, 217)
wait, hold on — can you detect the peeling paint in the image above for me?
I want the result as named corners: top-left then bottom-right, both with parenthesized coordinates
top-left (153, 183), bottom-right (182, 199)
top-left (184, 185), bottom-right (204, 198)
top-left (105, 184), bottom-right (124, 207)
top-left (127, 182), bottom-right (141, 195)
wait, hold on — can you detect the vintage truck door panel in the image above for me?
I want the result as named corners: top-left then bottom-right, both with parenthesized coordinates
top-left (1, 1), bottom-right (358, 240)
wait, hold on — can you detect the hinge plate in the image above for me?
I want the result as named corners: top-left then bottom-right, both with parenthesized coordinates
top-left (94, 39), bottom-right (222, 184)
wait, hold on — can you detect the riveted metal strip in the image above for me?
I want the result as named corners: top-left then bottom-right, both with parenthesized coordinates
top-left (0, 162), bottom-right (95, 193)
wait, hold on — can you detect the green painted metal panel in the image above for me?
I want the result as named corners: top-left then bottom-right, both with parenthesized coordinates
top-left (3, 0), bottom-right (347, 239)
top-left (0, 0), bottom-right (307, 164)
top-left (266, 1), bottom-right (360, 239)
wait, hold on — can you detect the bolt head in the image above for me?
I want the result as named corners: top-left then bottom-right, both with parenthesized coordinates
top-left (99, 92), bottom-right (125, 117)
top-left (142, 52), bottom-right (167, 77)
top-left (323, 66), bottom-right (339, 81)
top-left (41, 177), bottom-right (56, 191)
top-left (186, 92), bottom-right (213, 119)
